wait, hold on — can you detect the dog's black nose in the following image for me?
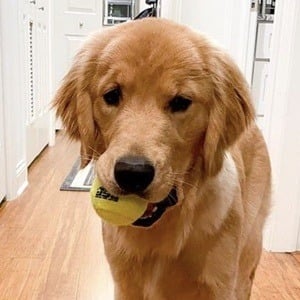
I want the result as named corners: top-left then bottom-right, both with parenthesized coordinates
top-left (114, 156), bottom-right (155, 193)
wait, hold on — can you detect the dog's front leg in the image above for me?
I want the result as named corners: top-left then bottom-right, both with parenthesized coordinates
top-left (114, 283), bottom-right (144, 300)
top-left (99, 254), bottom-right (146, 300)
top-left (199, 275), bottom-right (238, 300)
top-left (198, 235), bottom-right (241, 300)
top-left (102, 227), bottom-right (144, 299)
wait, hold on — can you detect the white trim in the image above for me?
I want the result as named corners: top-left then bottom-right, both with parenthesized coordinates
top-left (298, 223), bottom-right (300, 250)
top-left (49, 0), bottom-right (56, 147)
top-left (49, 111), bottom-right (56, 146)
top-left (244, 10), bottom-right (258, 85)
top-left (16, 159), bottom-right (27, 177)
top-left (263, 0), bottom-right (300, 252)
top-left (17, 180), bottom-right (29, 197)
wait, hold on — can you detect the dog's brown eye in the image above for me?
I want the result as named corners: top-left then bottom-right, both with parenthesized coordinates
top-left (103, 88), bottom-right (121, 106)
top-left (169, 96), bottom-right (192, 113)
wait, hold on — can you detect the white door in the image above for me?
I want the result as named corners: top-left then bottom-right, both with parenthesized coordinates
top-left (0, 53), bottom-right (6, 202)
top-left (21, 0), bottom-right (51, 166)
top-left (179, 0), bottom-right (254, 78)
top-left (52, 0), bottom-right (102, 92)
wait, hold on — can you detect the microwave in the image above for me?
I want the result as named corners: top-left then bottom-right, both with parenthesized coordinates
top-left (103, 0), bottom-right (138, 26)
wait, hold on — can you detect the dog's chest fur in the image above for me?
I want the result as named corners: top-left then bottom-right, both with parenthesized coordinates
top-left (139, 254), bottom-right (211, 300)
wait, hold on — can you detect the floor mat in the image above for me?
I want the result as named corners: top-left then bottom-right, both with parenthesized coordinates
top-left (60, 158), bottom-right (94, 191)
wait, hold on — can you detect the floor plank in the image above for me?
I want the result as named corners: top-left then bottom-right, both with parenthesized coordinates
top-left (293, 252), bottom-right (300, 264)
top-left (0, 132), bottom-right (299, 299)
top-left (252, 251), bottom-right (300, 300)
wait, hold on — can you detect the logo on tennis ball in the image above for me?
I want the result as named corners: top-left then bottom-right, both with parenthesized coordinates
top-left (95, 186), bottom-right (118, 202)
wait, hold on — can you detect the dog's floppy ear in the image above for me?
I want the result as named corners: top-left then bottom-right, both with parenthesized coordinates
top-left (203, 50), bottom-right (255, 177)
top-left (53, 49), bottom-right (101, 168)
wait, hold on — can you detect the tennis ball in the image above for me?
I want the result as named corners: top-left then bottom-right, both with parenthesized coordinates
top-left (90, 177), bottom-right (148, 226)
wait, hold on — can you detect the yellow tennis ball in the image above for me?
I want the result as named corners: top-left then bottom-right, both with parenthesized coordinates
top-left (90, 177), bottom-right (148, 226)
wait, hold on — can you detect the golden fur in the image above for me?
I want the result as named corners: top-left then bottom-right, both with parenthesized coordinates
top-left (53, 18), bottom-right (271, 300)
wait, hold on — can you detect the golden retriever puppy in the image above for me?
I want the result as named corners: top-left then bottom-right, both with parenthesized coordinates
top-left (54, 18), bottom-right (271, 300)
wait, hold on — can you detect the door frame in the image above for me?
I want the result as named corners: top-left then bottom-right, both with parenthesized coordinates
top-left (262, 0), bottom-right (300, 252)
top-left (166, 0), bottom-right (300, 252)
top-left (49, 0), bottom-right (55, 146)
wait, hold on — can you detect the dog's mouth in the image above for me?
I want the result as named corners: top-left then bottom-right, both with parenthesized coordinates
top-left (133, 188), bottom-right (178, 228)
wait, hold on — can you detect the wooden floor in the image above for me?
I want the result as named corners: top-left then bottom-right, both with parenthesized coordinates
top-left (0, 133), bottom-right (300, 300)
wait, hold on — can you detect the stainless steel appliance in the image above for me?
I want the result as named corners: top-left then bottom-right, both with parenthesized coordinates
top-left (103, 0), bottom-right (138, 26)
top-left (258, 0), bottom-right (276, 21)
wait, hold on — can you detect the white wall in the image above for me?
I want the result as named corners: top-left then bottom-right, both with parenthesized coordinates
top-left (263, 0), bottom-right (300, 252)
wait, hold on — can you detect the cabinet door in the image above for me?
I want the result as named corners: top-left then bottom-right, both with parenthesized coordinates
top-left (52, 0), bottom-right (102, 91)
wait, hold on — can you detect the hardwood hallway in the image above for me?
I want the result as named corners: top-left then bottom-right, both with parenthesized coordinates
top-left (0, 133), bottom-right (113, 299)
top-left (0, 132), bottom-right (299, 299)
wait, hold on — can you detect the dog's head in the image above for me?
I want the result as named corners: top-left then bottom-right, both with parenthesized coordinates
top-left (54, 19), bottom-right (254, 225)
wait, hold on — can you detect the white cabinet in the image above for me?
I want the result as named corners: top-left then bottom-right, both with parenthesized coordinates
top-left (21, 0), bottom-right (51, 166)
